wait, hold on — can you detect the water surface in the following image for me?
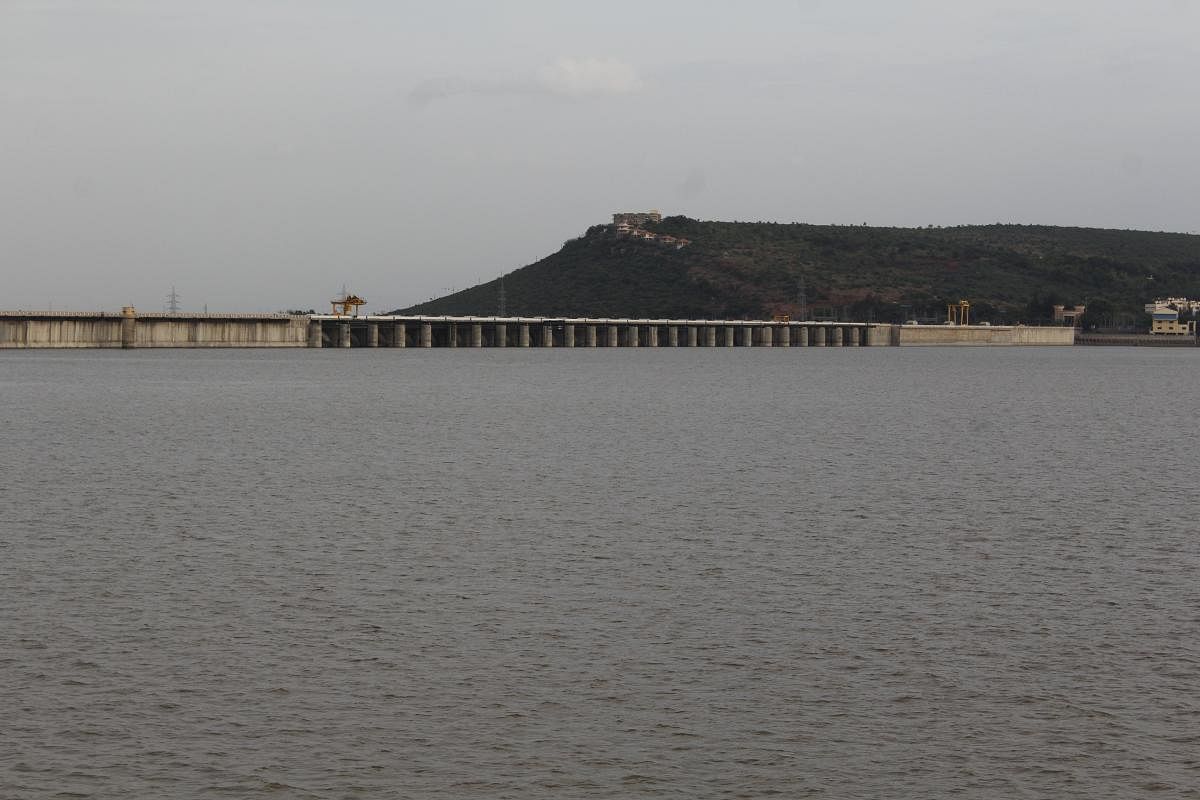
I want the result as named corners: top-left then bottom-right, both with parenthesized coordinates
top-left (2, 347), bottom-right (1197, 798)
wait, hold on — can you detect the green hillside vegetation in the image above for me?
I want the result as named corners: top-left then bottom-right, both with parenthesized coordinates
top-left (399, 217), bottom-right (1200, 326)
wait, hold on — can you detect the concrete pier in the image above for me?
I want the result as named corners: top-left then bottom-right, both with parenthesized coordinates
top-left (814, 327), bottom-right (826, 346)
top-left (586, 325), bottom-right (597, 347)
top-left (367, 323), bottom-right (379, 347)
top-left (495, 323), bottom-right (507, 347)
top-left (471, 323), bottom-right (483, 348)
top-left (779, 327), bottom-right (790, 347)
top-left (627, 324), bottom-right (639, 348)
top-left (607, 325), bottom-right (619, 347)
top-left (542, 324), bottom-right (554, 348)
top-left (394, 322), bottom-right (406, 348)
top-left (647, 326), bottom-right (659, 347)
top-left (421, 322), bottom-right (433, 348)
top-left (564, 324), bottom-right (575, 348)
top-left (120, 306), bottom-right (136, 349)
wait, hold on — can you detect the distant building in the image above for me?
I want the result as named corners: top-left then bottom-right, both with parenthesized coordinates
top-left (608, 210), bottom-right (689, 249)
top-left (1145, 297), bottom-right (1200, 315)
top-left (613, 210), bottom-right (662, 227)
top-left (1052, 304), bottom-right (1086, 326)
top-left (1150, 307), bottom-right (1196, 335)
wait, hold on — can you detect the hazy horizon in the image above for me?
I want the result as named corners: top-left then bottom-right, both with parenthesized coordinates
top-left (5, 1), bottom-right (1199, 313)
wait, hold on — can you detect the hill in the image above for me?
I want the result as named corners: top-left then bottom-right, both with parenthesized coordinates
top-left (398, 217), bottom-right (1200, 325)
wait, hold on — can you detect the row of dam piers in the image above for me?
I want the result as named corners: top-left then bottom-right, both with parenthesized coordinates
top-left (313, 317), bottom-right (892, 349)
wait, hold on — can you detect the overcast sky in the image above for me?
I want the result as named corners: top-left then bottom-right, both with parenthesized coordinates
top-left (4, 1), bottom-right (1199, 312)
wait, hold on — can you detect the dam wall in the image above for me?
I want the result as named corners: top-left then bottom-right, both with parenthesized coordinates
top-left (2, 311), bottom-right (1076, 349)
top-left (897, 324), bottom-right (1075, 346)
top-left (0, 313), bottom-right (125, 348)
top-left (132, 314), bottom-right (310, 348)
top-left (0, 311), bottom-right (310, 348)
top-left (308, 316), bottom-right (889, 349)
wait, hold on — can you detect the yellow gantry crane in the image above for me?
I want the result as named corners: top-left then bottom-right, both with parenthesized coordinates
top-left (331, 292), bottom-right (366, 317)
top-left (947, 299), bottom-right (970, 325)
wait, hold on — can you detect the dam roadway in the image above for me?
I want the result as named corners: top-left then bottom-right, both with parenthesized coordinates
top-left (0, 310), bottom-right (1076, 348)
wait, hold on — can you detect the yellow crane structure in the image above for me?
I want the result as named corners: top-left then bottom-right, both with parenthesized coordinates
top-left (947, 299), bottom-right (970, 325)
top-left (331, 292), bottom-right (366, 317)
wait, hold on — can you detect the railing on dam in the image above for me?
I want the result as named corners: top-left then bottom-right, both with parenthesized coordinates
top-left (306, 316), bottom-right (894, 348)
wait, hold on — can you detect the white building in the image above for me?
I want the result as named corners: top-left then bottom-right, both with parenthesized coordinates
top-left (1145, 297), bottom-right (1200, 315)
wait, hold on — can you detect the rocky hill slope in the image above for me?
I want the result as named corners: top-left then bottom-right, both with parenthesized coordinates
top-left (399, 217), bottom-right (1200, 325)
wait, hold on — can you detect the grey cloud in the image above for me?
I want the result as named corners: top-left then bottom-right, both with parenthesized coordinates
top-left (409, 57), bottom-right (643, 108)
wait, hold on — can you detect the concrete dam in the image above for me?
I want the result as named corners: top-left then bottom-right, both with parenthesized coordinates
top-left (0, 309), bottom-right (1077, 349)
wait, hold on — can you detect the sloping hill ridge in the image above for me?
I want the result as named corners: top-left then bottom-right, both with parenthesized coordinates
top-left (399, 217), bottom-right (1200, 324)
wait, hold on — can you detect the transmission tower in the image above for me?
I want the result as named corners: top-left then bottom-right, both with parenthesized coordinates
top-left (167, 286), bottom-right (181, 314)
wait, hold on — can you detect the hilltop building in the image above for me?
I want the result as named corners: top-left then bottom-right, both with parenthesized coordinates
top-left (609, 210), bottom-right (690, 249)
top-left (613, 210), bottom-right (662, 227)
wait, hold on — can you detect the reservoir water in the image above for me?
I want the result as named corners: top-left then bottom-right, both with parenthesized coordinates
top-left (2, 347), bottom-right (1198, 799)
